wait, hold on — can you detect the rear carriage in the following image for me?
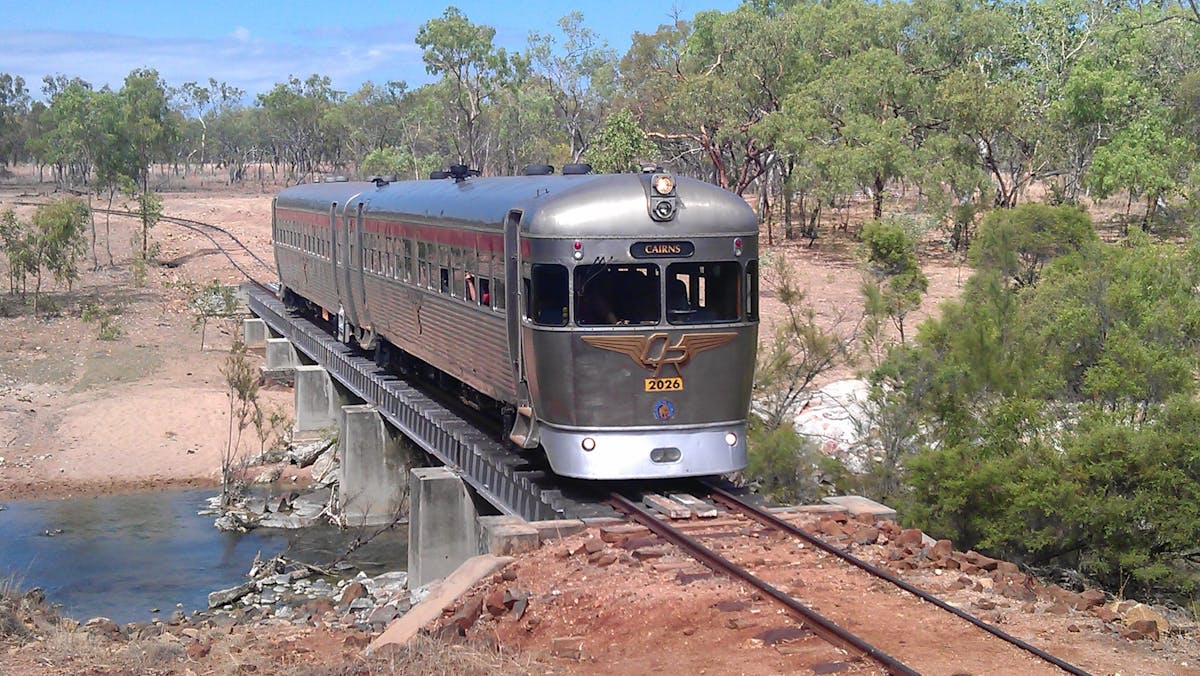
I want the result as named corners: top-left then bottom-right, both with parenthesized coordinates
top-left (273, 166), bottom-right (758, 479)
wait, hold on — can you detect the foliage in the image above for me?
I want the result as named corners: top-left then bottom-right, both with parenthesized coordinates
top-left (860, 219), bottom-right (928, 347)
top-left (883, 222), bottom-right (1200, 594)
top-left (969, 203), bottom-right (1097, 288)
top-left (188, 279), bottom-right (238, 349)
top-left (80, 301), bottom-right (124, 340)
top-left (744, 420), bottom-right (843, 505)
top-left (585, 110), bottom-right (656, 173)
top-left (220, 338), bottom-right (259, 507)
top-left (752, 253), bottom-right (854, 430)
top-left (0, 198), bottom-right (88, 314)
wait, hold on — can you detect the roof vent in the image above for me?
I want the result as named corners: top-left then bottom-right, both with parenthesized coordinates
top-left (324, 175), bottom-right (349, 183)
top-left (562, 163), bottom-right (592, 175)
top-left (523, 164), bottom-right (555, 176)
top-left (429, 171), bottom-right (449, 179)
top-left (369, 175), bottom-right (393, 187)
top-left (448, 164), bottom-right (481, 182)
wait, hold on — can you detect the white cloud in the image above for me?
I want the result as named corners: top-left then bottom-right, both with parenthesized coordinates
top-left (0, 28), bottom-right (429, 101)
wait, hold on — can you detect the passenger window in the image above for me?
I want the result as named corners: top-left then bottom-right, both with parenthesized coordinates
top-left (574, 264), bottom-right (661, 326)
top-left (666, 262), bottom-right (741, 324)
top-left (527, 264), bottom-right (568, 326)
top-left (746, 260), bottom-right (758, 321)
top-left (493, 252), bottom-right (506, 311)
top-left (403, 240), bottom-right (413, 283)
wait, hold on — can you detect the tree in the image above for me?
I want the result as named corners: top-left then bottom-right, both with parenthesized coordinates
top-left (416, 7), bottom-right (509, 170)
top-left (585, 110), bottom-right (656, 173)
top-left (0, 74), bottom-right (30, 170)
top-left (753, 254), bottom-right (854, 431)
top-left (968, 203), bottom-right (1096, 288)
top-left (0, 198), bottom-right (88, 313)
top-left (528, 12), bottom-right (617, 162)
top-left (861, 219), bottom-right (928, 346)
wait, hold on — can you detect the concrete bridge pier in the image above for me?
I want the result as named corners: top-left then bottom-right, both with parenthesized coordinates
top-left (293, 365), bottom-right (352, 439)
top-left (407, 467), bottom-right (481, 589)
top-left (336, 405), bottom-right (418, 527)
top-left (242, 318), bottom-right (269, 348)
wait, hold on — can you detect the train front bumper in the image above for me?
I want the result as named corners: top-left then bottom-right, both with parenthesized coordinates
top-left (540, 422), bottom-right (748, 480)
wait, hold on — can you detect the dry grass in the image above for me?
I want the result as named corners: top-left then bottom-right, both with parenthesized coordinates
top-left (301, 634), bottom-right (557, 675)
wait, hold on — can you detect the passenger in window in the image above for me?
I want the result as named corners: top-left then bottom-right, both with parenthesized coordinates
top-left (465, 273), bottom-right (478, 302)
top-left (479, 278), bottom-right (491, 306)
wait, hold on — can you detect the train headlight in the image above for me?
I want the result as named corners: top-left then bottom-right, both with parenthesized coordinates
top-left (573, 240), bottom-right (584, 260)
top-left (582, 437), bottom-right (596, 451)
top-left (733, 237), bottom-right (743, 257)
top-left (725, 432), bottom-right (738, 447)
top-left (653, 200), bottom-right (675, 220)
top-left (653, 174), bottom-right (675, 196)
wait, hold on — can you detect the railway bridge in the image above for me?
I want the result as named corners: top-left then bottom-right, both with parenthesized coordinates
top-left (243, 283), bottom-right (614, 586)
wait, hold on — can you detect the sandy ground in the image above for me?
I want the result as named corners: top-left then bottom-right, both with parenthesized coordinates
top-left (1, 173), bottom-right (1195, 674)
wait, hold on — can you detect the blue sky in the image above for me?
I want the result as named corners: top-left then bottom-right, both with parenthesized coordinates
top-left (0, 1), bottom-right (741, 100)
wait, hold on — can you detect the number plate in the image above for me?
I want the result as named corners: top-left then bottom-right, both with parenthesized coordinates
top-left (644, 377), bottom-right (684, 392)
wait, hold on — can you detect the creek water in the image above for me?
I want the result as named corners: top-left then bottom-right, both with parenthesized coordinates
top-left (0, 488), bottom-right (407, 625)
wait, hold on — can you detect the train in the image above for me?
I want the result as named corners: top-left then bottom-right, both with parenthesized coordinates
top-left (271, 163), bottom-right (759, 480)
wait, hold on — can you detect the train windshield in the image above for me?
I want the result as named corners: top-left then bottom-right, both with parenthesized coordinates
top-left (575, 264), bottom-right (661, 326)
top-left (666, 262), bottom-right (741, 324)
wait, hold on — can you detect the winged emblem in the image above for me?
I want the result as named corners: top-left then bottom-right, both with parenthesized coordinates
top-left (581, 332), bottom-right (738, 379)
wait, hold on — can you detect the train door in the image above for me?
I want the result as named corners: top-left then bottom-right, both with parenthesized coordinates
top-left (328, 201), bottom-right (340, 304)
top-left (349, 200), bottom-right (371, 335)
top-left (503, 210), bottom-right (525, 396)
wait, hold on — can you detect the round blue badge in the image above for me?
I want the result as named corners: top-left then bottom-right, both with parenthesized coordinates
top-left (653, 400), bottom-right (675, 421)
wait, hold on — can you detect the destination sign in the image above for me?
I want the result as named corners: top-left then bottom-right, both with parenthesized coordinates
top-left (630, 241), bottom-right (695, 258)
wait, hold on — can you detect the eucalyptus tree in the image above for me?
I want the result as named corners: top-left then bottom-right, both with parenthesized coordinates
top-left (527, 12), bottom-right (618, 162)
top-left (0, 74), bottom-right (30, 170)
top-left (257, 74), bottom-right (344, 183)
top-left (415, 6), bottom-right (510, 172)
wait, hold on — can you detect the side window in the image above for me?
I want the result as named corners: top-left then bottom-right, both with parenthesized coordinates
top-left (403, 239), bottom-right (413, 283)
top-left (492, 252), bottom-right (506, 311)
top-left (746, 260), bottom-right (758, 322)
top-left (527, 264), bottom-right (568, 326)
top-left (418, 242), bottom-right (431, 288)
top-left (451, 247), bottom-right (466, 298)
top-left (438, 244), bottom-right (450, 293)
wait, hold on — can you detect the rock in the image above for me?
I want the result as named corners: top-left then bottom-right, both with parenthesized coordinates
top-left (339, 582), bottom-right (368, 606)
top-left (501, 569), bottom-right (518, 582)
top-left (973, 599), bottom-right (996, 611)
top-left (1128, 619), bottom-right (1156, 643)
top-left (1123, 604), bottom-right (1170, 637)
top-left (1079, 589), bottom-right (1106, 609)
top-left (1092, 606), bottom-right (1118, 623)
top-left (995, 560), bottom-right (1020, 575)
top-left (817, 518), bottom-right (844, 536)
top-left (1047, 602), bottom-right (1070, 615)
top-left (289, 439), bottom-right (334, 468)
top-left (448, 595), bottom-right (484, 631)
top-left (550, 636), bottom-right (585, 661)
top-left (368, 605), bottom-right (400, 626)
top-left (1067, 623), bottom-right (1081, 633)
top-left (253, 466), bottom-right (283, 484)
top-left (595, 552), bottom-right (618, 567)
top-left (583, 539), bottom-right (605, 554)
top-left (348, 598), bottom-right (373, 611)
top-left (897, 529), bottom-right (924, 547)
top-left (930, 539), bottom-right (953, 559)
top-left (850, 526), bottom-right (879, 545)
top-left (485, 588), bottom-right (508, 616)
top-left (84, 617), bottom-right (121, 637)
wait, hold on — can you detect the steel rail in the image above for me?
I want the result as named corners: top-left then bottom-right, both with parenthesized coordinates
top-left (705, 484), bottom-right (1091, 676)
top-left (90, 207), bottom-right (276, 282)
top-left (606, 492), bottom-right (919, 676)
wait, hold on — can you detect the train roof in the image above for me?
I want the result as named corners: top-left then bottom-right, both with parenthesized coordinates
top-left (275, 173), bottom-right (758, 238)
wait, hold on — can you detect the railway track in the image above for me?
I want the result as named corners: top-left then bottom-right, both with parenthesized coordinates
top-left (89, 207), bottom-right (277, 284)
top-left (607, 485), bottom-right (1090, 675)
